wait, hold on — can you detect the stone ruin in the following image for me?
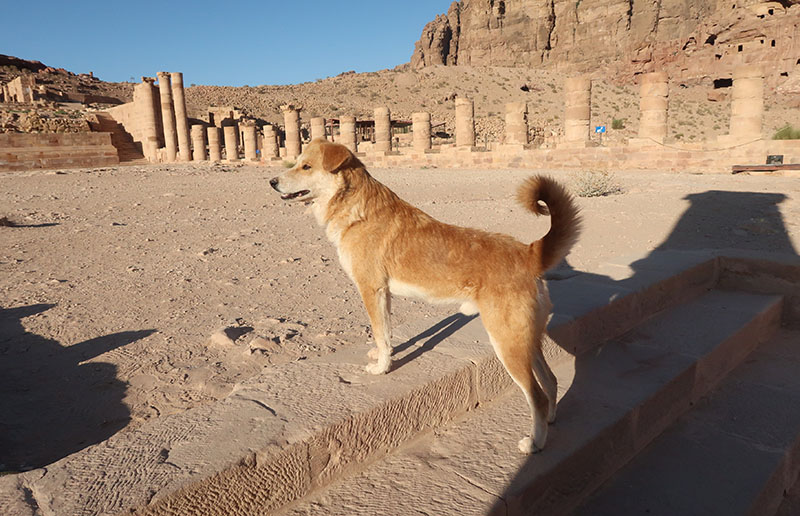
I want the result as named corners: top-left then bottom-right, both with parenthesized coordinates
top-left (3, 63), bottom-right (798, 173)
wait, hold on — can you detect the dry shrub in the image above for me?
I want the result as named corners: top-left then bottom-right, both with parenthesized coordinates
top-left (568, 170), bottom-right (623, 198)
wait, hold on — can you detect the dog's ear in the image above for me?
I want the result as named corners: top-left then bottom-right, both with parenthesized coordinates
top-left (321, 143), bottom-right (352, 174)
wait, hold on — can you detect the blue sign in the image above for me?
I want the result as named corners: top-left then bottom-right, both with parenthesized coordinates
top-left (595, 126), bottom-right (606, 134)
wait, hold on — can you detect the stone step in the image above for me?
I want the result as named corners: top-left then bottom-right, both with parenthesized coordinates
top-left (279, 290), bottom-right (783, 516)
top-left (576, 328), bottom-right (800, 516)
top-left (0, 252), bottom-right (721, 516)
top-left (91, 112), bottom-right (145, 162)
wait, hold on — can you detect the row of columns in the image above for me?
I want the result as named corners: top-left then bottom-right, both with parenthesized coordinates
top-left (561, 65), bottom-right (764, 145)
top-left (151, 65), bottom-right (764, 163)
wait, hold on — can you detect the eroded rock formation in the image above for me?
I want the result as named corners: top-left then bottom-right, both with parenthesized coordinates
top-left (412, 0), bottom-right (800, 85)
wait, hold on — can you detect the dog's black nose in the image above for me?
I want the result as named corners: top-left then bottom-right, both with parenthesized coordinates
top-left (269, 177), bottom-right (279, 191)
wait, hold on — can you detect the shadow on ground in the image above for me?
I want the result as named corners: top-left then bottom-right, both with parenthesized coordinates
top-left (0, 304), bottom-right (154, 471)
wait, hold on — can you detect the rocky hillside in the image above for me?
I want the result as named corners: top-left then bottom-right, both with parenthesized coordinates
top-left (0, 54), bottom-right (132, 104)
top-left (0, 55), bottom-right (133, 134)
top-left (412, 1), bottom-right (800, 85)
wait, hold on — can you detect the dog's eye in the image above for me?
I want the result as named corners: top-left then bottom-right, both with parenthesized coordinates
top-left (302, 164), bottom-right (311, 170)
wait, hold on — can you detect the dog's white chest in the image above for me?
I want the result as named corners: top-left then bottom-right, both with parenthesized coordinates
top-left (326, 225), bottom-right (355, 280)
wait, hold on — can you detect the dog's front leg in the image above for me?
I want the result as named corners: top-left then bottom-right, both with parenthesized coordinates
top-left (358, 283), bottom-right (392, 374)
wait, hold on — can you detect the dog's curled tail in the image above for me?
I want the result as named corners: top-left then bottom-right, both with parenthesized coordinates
top-left (517, 175), bottom-right (582, 275)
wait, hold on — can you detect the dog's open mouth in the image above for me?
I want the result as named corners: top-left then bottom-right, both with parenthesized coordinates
top-left (281, 190), bottom-right (310, 200)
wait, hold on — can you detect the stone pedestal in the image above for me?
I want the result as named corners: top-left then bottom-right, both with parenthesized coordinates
top-left (191, 125), bottom-right (206, 161)
top-left (412, 112), bottom-right (431, 151)
top-left (263, 125), bottom-right (279, 159)
top-left (281, 105), bottom-right (301, 159)
top-left (505, 102), bottom-right (528, 145)
top-left (156, 72), bottom-right (178, 162)
top-left (455, 97), bottom-right (475, 147)
top-left (133, 79), bottom-right (160, 161)
top-left (730, 65), bottom-right (764, 139)
top-left (564, 76), bottom-right (592, 143)
top-left (241, 123), bottom-right (258, 161)
top-left (223, 125), bottom-right (239, 162)
top-left (171, 72), bottom-right (191, 161)
top-left (310, 117), bottom-right (326, 141)
top-left (207, 127), bottom-right (221, 162)
top-left (638, 72), bottom-right (669, 144)
top-left (339, 116), bottom-right (357, 152)
top-left (374, 106), bottom-right (391, 152)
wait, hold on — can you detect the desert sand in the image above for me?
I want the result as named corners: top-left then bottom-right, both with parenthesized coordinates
top-left (1, 161), bottom-right (799, 471)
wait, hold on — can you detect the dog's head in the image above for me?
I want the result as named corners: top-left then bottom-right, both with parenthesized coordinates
top-left (269, 139), bottom-right (360, 204)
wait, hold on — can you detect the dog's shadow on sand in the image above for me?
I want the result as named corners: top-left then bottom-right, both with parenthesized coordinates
top-left (0, 304), bottom-right (155, 471)
top-left (390, 313), bottom-right (479, 371)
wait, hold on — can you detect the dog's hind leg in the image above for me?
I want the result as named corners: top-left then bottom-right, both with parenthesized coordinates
top-left (533, 336), bottom-right (557, 423)
top-left (358, 282), bottom-right (393, 374)
top-left (486, 327), bottom-right (550, 454)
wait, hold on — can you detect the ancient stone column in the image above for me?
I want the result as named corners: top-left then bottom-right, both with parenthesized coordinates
top-left (263, 125), bottom-right (279, 159)
top-left (455, 97), bottom-right (475, 147)
top-left (638, 72), bottom-right (669, 143)
top-left (223, 124), bottom-right (239, 162)
top-left (310, 117), bottom-right (326, 141)
top-left (133, 79), bottom-right (159, 161)
top-left (207, 126), bottom-right (222, 162)
top-left (412, 112), bottom-right (431, 151)
top-left (171, 72), bottom-right (192, 161)
top-left (241, 122), bottom-right (258, 161)
top-left (564, 76), bottom-right (592, 143)
top-left (191, 125), bottom-right (206, 161)
top-left (505, 102), bottom-right (528, 145)
top-left (339, 116), bottom-right (357, 152)
top-left (281, 104), bottom-right (301, 159)
top-left (156, 72), bottom-right (178, 161)
top-left (730, 65), bottom-right (764, 139)
top-left (374, 106), bottom-right (391, 152)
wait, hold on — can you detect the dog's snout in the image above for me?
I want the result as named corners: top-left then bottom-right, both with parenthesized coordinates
top-left (269, 177), bottom-right (280, 191)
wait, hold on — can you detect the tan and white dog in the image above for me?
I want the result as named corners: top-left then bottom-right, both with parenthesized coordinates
top-left (270, 139), bottom-right (581, 453)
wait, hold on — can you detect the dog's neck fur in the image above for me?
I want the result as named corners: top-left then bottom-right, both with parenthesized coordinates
top-left (317, 168), bottom-right (401, 245)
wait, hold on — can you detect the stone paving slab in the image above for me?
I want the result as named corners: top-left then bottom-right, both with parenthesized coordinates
top-left (577, 329), bottom-right (800, 516)
top-left (0, 252), bottom-right (781, 516)
top-left (281, 290), bottom-right (783, 516)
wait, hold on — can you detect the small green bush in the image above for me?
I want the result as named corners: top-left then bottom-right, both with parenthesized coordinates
top-left (773, 124), bottom-right (800, 140)
top-left (611, 118), bottom-right (625, 130)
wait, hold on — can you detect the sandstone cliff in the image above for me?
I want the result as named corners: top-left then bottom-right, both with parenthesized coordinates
top-left (412, 0), bottom-right (800, 84)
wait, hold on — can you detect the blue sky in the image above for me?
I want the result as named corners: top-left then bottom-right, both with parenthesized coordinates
top-left (1, 0), bottom-right (450, 86)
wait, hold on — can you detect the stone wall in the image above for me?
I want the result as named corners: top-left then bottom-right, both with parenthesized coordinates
top-left (1, 75), bottom-right (38, 103)
top-left (0, 132), bottom-right (119, 171)
top-left (358, 138), bottom-right (800, 173)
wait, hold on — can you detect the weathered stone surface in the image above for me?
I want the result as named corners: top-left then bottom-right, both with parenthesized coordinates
top-left (411, 1), bottom-right (800, 86)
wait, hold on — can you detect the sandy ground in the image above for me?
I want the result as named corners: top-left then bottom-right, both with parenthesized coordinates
top-left (1, 162), bottom-right (799, 471)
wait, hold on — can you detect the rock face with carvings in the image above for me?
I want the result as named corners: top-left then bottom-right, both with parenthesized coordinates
top-left (411, 0), bottom-right (800, 85)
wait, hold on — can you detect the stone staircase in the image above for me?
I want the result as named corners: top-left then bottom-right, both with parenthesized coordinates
top-left (1, 251), bottom-right (798, 516)
top-left (282, 291), bottom-right (792, 516)
top-left (88, 112), bottom-right (145, 163)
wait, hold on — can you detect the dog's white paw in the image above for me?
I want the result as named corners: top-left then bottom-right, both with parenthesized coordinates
top-left (518, 436), bottom-right (543, 454)
top-left (365, 360), bottom-right (390, 375)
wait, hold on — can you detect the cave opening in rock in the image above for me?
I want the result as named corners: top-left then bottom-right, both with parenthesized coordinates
top-left (714, 78), bottom-right (733, 89)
